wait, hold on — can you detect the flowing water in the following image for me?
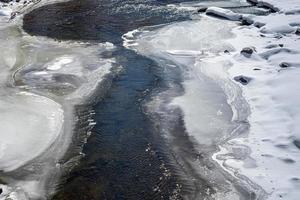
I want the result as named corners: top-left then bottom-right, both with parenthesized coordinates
top-left (0, 0), bottom-right (268, 199)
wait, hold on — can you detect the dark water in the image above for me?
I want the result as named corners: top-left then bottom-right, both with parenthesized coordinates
top-left (22, 0), bottom-right (264, 199)
top-left (23, 0), bottom-right (192, 44)
top-left (23, 0), bottom-right (202, 199)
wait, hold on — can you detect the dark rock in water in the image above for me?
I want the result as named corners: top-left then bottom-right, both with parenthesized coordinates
top-left (279, 44), bottom-right (284, 47)
top-left (253, 68), bottom-right (261, 71)
top-left (0, 188), bottom-right (2, 194)
top-left (293, 140), bottom-right (300, 149)
top-left (241, 47), bottom-right (255, 58)
top-left (295, 28), bottom-right (300, 35)
top-left (234, 75), bottom-right (252, 85)
top-left (224, 50), bottom-right (230, 54)
top-left (279, 62), bottom-right (290, 68)
top-left (197, 7), bottom-right (207, 13)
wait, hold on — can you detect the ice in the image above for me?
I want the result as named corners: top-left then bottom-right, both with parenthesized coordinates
top-left (0, 1), bottom-right (115, 199)
top-left (0, 92), bottom-right (63, 172)
top-left (46, 56), bottom-right (73, 71)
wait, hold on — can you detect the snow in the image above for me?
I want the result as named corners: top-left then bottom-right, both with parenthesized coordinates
top-left (248, 0), bottom-right (300, 13)
top-left (206, 7), bottom-right (242, 21)
top-left (217, 22), bottom-right (300, 200)
top-left (46, 56), bottom-right (73, 70)
top-left (124, 0), bottom-right (300, 199)
top-left (205, 1), bottom-right (300, 200)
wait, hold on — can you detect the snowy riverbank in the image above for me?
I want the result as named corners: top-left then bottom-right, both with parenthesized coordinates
top-left (124, 0), bottom-right (300, 199)
top-left (209, 1), bottom-right (300, 199)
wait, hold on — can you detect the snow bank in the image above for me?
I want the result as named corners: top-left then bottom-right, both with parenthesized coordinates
top-left (205, 1), bottom-right (300, 200)
top-left (215, 18), bottom-right (300, 200)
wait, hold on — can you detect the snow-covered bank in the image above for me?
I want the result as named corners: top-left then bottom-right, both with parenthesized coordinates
top-left (0, 1), bottom-right (115, 199)
top-left (124, 0), bottom-right (300, 199)
top-left (209, 1), bottom-right (300, 199)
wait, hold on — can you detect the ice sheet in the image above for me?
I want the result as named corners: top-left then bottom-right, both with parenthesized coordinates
top-left (0, 92), bottom-right (63, 172)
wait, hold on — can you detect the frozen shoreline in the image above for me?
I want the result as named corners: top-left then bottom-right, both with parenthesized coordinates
top-left (124, 0), bottom-right (300, 199)
top-left (123, 11), bottom-right (261, 199)
top-left (0, 1), bottom-right (115, 199)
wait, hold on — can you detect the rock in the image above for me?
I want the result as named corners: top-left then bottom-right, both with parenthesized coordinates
top-left (234, 75), bottom-right (252, 85)
top-left (296, 28), bottom-right (300, 35)
top-left (224, 50), bottom-right (230, 54)
top-left (241, 47), bottom-right (255, 58)
top-left (197, 7), bottom-right (207, 13)
top-left (0, 188), bottom-right (2, 194)
top-left (254, 21), bottom-right (265, 28)
top-left (253, 68), bottom-right (261, 71)
top-left (279, 62), bottom-right (290, 68)
top-left (241, 18), bottom-right (253, 26)
top-left (293, 140), bottom-right (300, 149)
top-left (279, 44), bottom-right (284, 47)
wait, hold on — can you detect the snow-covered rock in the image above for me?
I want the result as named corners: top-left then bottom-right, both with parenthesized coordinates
top-left (206, 6), bottom-right (242, 21)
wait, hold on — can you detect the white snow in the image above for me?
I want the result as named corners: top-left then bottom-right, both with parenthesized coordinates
top-left (248, 0), bottom-right (300, 13)
top-left (206, 7), bottom-right (242, 21)
top-left (46, 56), bottom-right (73, 70)
top-left (214, 13), bottom-right (300, 200)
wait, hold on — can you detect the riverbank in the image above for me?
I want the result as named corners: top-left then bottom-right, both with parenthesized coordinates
top-left (123, 0), bottom-right (300, 199)
top-left (208, 1), bottom-right (300, 199)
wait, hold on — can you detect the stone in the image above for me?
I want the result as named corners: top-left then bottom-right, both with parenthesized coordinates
top-left (234, 75), bottom-right (252, 85)
top-left (241, 47), bottom-right (255, 58)
top-left (296, 28), bottom-right (300, 35)
top-left (197, 7), bottom-right (207, 13)
top-left (279, 62), bottom-right (290, 68)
